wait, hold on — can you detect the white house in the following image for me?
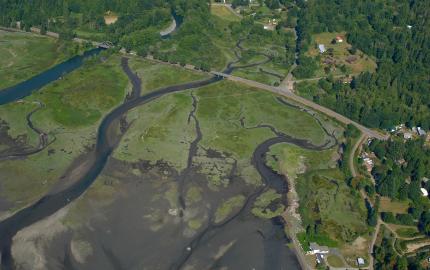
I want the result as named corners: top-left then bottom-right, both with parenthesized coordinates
top-left (318, 44), bottom-right (326, 53)
top-left (421, 188), bottom-right (428, 197)
top-left (309, 242), bottom-right (329, 255)
top-left (357, 257), bottom-right (365, 266)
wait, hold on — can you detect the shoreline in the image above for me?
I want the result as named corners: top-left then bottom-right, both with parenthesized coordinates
top-left (282, 172), bottom-right (312, 270)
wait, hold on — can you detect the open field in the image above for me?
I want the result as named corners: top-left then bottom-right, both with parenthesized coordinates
top-left (379, 197), bottom-right (409, 214)
top-left (0, 55), bottom-right (127, 214)
top-left (211, 5), bottom-right (240, 22)
top-left (327, 254), bottom-right (345, 267)
top-left (0, 30), bottom-right (68, 89)
top-left (306, 32), bottom-right (377, 77)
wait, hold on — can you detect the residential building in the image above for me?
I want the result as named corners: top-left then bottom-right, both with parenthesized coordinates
top-left (336, 36), bottom-right (343, 43)
top-left (308, 242), bottom-right (329, 255)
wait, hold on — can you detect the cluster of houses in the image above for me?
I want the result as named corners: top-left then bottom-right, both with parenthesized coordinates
top-left (361, 151), bottom-right (375, 174)
top-left (263, 18), bottom-right (278, 30)
top-left (391, 124), bottom-right (427, 140)
top-left (307, 243), bottom-right (329, 264)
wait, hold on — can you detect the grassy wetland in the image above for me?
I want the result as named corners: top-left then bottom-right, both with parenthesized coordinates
top-left (0, 30), bottom-right (71, 90)
top-left (0, 53), bottom-right (128, 214)
top-left (0, 28), bottom-right (369, 270)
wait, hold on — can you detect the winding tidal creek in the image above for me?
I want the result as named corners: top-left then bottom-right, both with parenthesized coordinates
top-left (0, 46), bottom-right (337, 269)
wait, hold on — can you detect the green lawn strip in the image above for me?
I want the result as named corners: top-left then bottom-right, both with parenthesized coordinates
top-left (232, 66), bottom-right (280, 86)
top-left (0, 30), bottom-right (69, 89)
top-left (210, 5), bottom-right (241, 22)
top-left (327, 254), bottom-right (346, 267)
top-left (297, 231), bottom-right (339, 251)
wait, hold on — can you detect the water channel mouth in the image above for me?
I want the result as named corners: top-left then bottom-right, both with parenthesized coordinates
top-left (0, 48), bottom-right (102, 105)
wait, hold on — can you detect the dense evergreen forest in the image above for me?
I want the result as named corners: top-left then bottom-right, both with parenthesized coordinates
top-left (295, 0), bottom-right (430, 130)
top-left (0, 0), bottom-right (210, 58)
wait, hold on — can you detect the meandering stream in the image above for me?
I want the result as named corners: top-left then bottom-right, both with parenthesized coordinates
top-left (0, 43), bottom-right (337, 269)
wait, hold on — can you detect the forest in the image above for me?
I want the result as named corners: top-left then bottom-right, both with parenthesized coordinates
top-left (294, 0), bottom-right (430, 130)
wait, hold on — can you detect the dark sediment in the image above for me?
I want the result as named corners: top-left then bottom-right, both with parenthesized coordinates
top-left (0, 42), bottom-right (331, 270)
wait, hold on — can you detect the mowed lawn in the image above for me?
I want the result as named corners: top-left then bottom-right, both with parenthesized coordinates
top-left (0, 30), bottom-right (67, 89)
top-left (379, 196), bottom-right (409, 214)
top-left (211, 5), bottom-right (241, 22)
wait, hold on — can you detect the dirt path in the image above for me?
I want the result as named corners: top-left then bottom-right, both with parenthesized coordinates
top-left (349, 134), bottom-right (367, 177)
top-left (367, 218), bottom-right (380, 270)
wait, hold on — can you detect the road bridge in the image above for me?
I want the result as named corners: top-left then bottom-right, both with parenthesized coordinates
top-left (211, 71), bottom-right (388, 140)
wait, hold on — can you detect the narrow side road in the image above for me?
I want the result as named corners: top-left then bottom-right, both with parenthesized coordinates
top-left (349, 134), bottom-right (367, 177)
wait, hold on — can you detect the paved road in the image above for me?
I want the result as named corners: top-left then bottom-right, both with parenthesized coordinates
top-left (211, 71), bottom-right (388, 140)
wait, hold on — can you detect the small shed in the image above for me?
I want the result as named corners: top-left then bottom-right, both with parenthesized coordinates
top-left (336, 36), bottom-right (344, 43)
top-left (417, 127), bottom-right (426, 136)
top-left (357, 257), bottom-right (365, 266)
top-left (421, 188), bottom-right (428, 197)
top-left (318, 44), bottom-right (326, 53)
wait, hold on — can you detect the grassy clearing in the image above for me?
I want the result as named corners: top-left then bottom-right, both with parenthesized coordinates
top-left (129, 58), bottom-right (210, 93)
top-left (297, 231), bottom-right (339, 251)
top-left (327, 254), bottom-right (345, 267)
top-left (307, 32), bottom-right (377, 77)
top-left (211, 5), bottom-right (240, 22)
top-left (0, 30), bottom-right (68, 89)
top-left (395, 226), bottom-right (421, 238)
top-left (379, 197), bottom-right (409, 214)
top-left (232, 66), bottom-right (281, 86)
top-left (0, 55), bottom-right (127, 212)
